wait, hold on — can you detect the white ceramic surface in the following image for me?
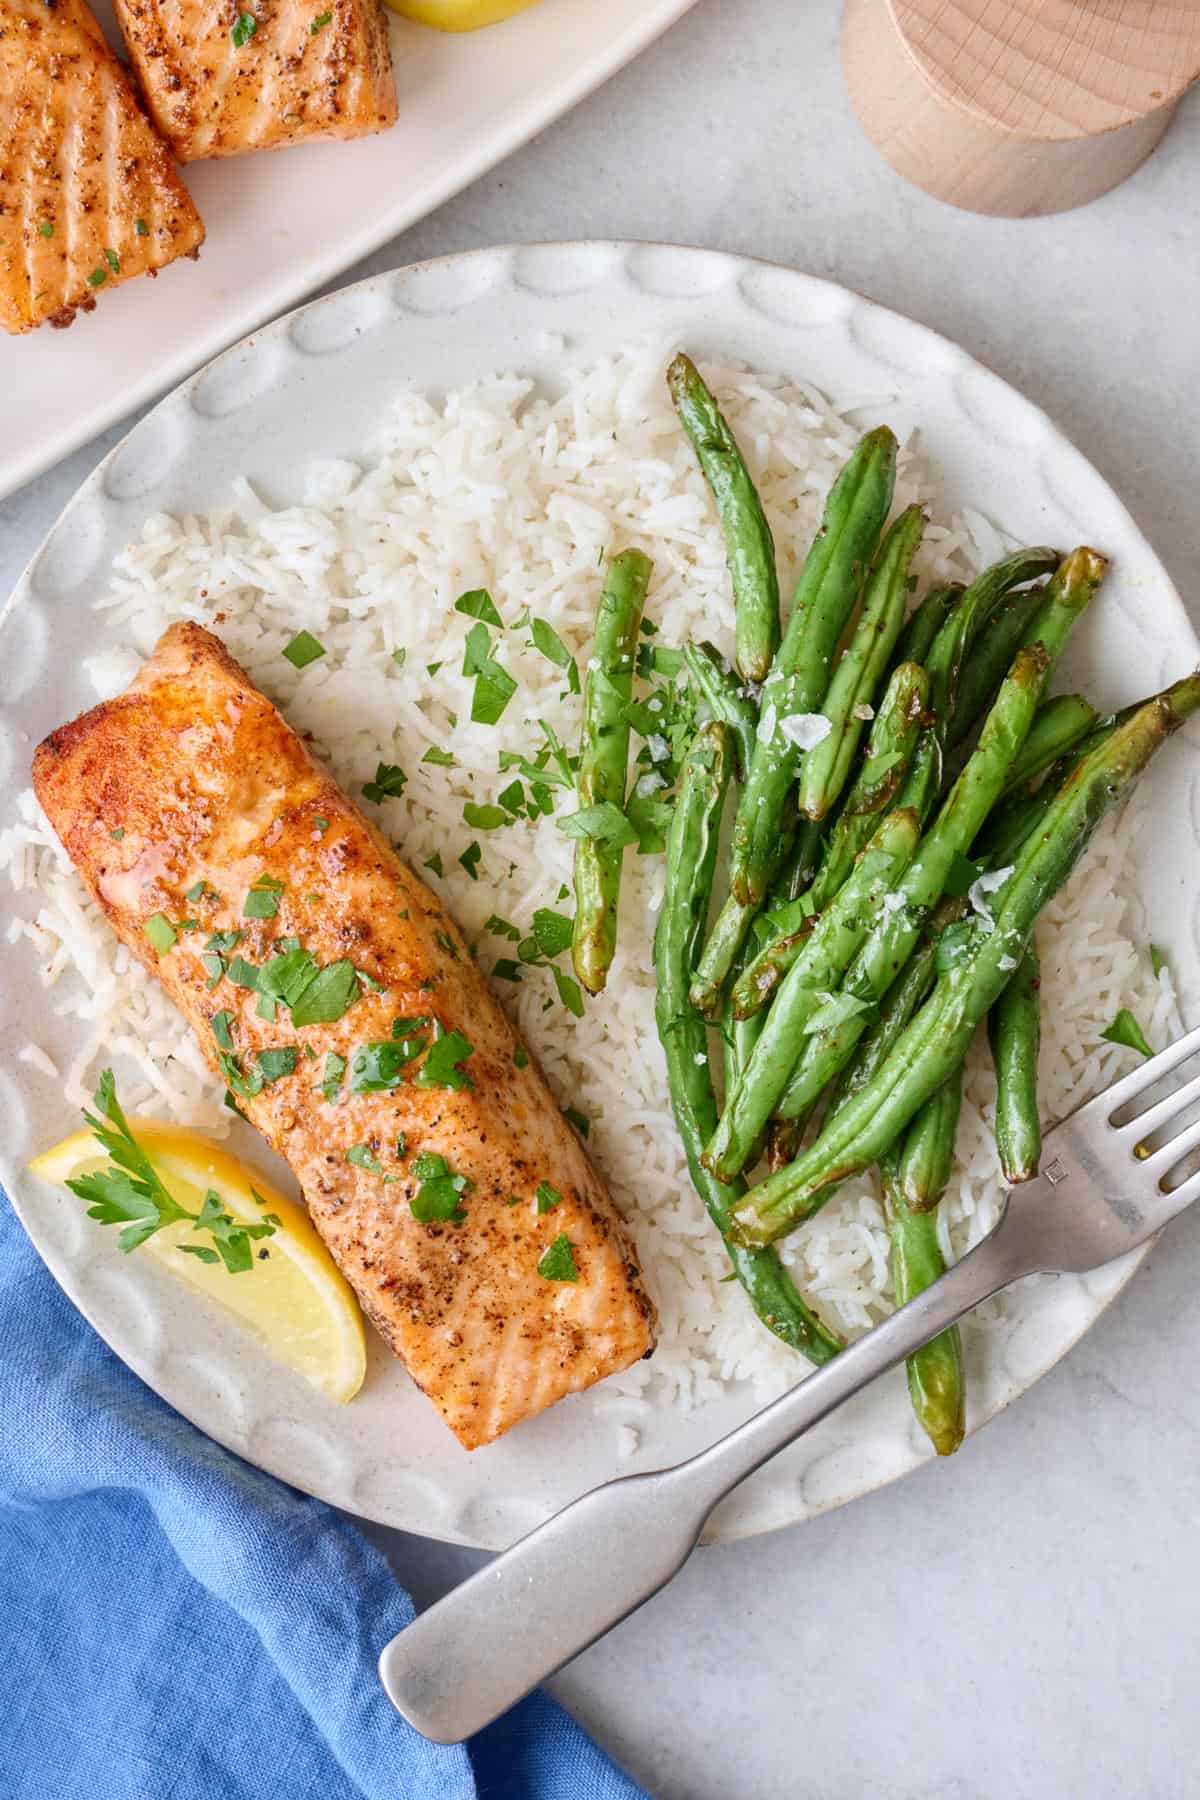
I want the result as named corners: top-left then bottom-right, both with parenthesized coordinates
top-left (2, 242), bottom-right (1197, 1552)
top-left (0, 0), bottom-right (696, 503)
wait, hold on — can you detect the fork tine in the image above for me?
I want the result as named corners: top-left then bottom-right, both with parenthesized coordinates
top-left (1155, 1163), bottom-right (1200, 1220)
top-left (1140, 1112), bottom-right (1200, 1184)
top-left (1093, 1020), bottom-right (1200, 1119)
top-left (1113, 1065), bottom-right (1200, 1145)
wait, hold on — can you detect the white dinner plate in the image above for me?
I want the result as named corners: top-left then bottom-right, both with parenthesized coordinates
top-left (0, 0), bottom-right (696, 502)
top-left (3, 243), bottom-right (1198, 1549)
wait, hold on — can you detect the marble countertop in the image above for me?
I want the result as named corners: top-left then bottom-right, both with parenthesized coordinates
top-left (5, 3), bottom-right (1199, 1795)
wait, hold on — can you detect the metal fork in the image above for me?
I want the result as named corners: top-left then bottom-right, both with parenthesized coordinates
top-left (379, 1024), bottom-right (1200, 1743)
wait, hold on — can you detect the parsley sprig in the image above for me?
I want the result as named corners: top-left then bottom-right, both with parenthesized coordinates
top-left (64, 1072), bottom-right (280, 1273)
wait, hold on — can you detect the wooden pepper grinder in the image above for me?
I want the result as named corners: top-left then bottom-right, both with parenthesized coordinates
top-left (842, 0), bottom-right (1200, 216)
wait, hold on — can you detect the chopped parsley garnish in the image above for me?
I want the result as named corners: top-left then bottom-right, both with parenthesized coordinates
top-left (219, 1051), bottom-right (263, 1100)
top-left (564, 1106), bottom-right (589, 1138)
top-left (537, 1233), bottom-right (578, 1282)
top-left (346, 1143), bottom-right (384, 1174)
top-left (426, 662), bottom-right (443, 678)
top-left (38, 220), bottom-right (54, 239)
top-left (362, 763), bottom-right (407, 805)
top-left (184, 881), bottom-right (211, 903)
top-left (86, 267), bottom-right (108, 288)
top-left (395, 1133), bottom-right (408, 1157)
top-left (109, 827), bottom-right (125, 841)
top-left (66, 1072), bottom-right (278, 1271)
top-left (493, 958), bottom-right (523, 982)
top-left (349, 1033), bottom-right (427, 1092)
top-left (392, 647), bottom-right (407, 668)
top-left (283, 630), bottom-right (326, 669)
top-left (550, 966), bottom-right (585, 1018)
top-left (529, 617), bottom-right (580, 694)
top-left (207, 929), bottom-right (244, 955)
top-left (143, 913), bottom-right (176, 954)
top-left (289, 959), bottom-right (359, 1025)
top-left (231, 9), bottom-right (257, 45)
top-left (1150, 944), bottom-right (1169, 980)
top-left (434, 929), bottom-right (459, 960)
top-left (513, 1043), bottom-right (529, 1069)
top-left (497, 749), bottom-right (571, 790)
top-left (530, 907), bottom-right (572, 959)
top-left (257, 1046), bottom-right (298, 1083)
top-left (227, 955), bottom-right (262, 989)
top-left (135, 218), bottom-right (149, 236)
top-left (415, 1028), bottom-right (474, 1091)
top-left (463, 621), bottom-right (517, 726)
top-left (410, 1155), bottom-right (471, 1224)
top-left (320, 1052), bottom-right (346, 1103)
top-left (355, 966), bottom-right (387, 996)
top-left (555, 802), bottom-right (637, 848)
top-left (257, 942), bottom-right (319, 1007)
top-left (256, 992), bottom-right (278, 1023)
top-left (103, 247), bottom-right (120, 273)
top-left (313, 816), bottom-right (329, 835)
top-left (496, 778), bottom-right (525, 816)
top-left (487, 914), bottom-right (521, 941)
top-left (211, 1010), bottom-right (236, 1051)
top-left (1101, 1009), bottom-right (1154, 1059)
top-left (422, 746), bottom-right (457, 767)
top-left (243, 875), bottom-right (283, 920)
top-left (535, 1181), bottom-right (563, 1214)
top-left (310, 7), bottom-right (331, 28)
top-left (423, 851), bottom-right (445, 878)
top-left (455, 589), bottom-right (503, 627)
top-left (463, 801), bottom-right (508, 831)
top-left (459, 841), bottom-right (482, 880)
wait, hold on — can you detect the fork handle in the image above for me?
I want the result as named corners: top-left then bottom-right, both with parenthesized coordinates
top-left (379, 1226), bottom-right (1023, 1743)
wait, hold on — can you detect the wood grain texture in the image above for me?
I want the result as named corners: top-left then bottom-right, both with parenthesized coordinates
top-left (842, 0), bottom-right (1200, 216)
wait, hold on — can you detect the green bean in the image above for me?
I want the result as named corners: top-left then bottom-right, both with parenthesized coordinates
top-left (947, 585), bottom-right (1045, 747)
top-left (797, 505), bottom-right (926, 822)
top-left (571, 549), bottom-right (652, 993)
top-left (731, 670), bottom-right (1200, 1246)
top-left (704, 807), bottom-right (921, 1180)
top-left (690, 890), bottom-right (765, 1022)
top-left (989, 941), bottom-right (1042, 1182)
top-left (682, 641), bottom-right (758, 783)
top-left (823, 901), bottom-right (964, 1122)
top-left (775, 643), bottom-right (1051, 1121)
top-left (895, 1067), bottom-right (964, 1212)
top-left (888, 584), bottom-right (961, 676)
top-left (999, 694), bottom-right (1099, 797)
top-left (925, 545), bottom-right (1061, 725)
top-left (808, 661), bottom-right (930, 912)
top-left (668, 354), bottom-right (780, 683)
top-left (879, 1130), bottom-right (965, 1456)
top-left (655, 720), bottom-right (842, 1361)
top-left (690, 817), bottom-right (826, 1022)
top-left (728, 427), bottom-right (897, 906)
top-left (722, 938), bottom-right (769, 1169)
top-left (773, 548), bottom-right (1106, 1123)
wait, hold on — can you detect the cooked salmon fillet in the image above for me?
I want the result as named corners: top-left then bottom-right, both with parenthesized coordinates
top-left (0, 0), bottom-right (204, 334)
top-left (114, 0), bottom-right (398, 161)
top-left (33, 623), bottom-right (655, 1447)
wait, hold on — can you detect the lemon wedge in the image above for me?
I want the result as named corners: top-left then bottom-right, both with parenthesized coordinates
top-left (30, 1121), bottom-right (366, 1403)
top-left (383, 0), bottom-right (541, 30)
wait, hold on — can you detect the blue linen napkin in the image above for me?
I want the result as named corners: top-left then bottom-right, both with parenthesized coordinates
top-left (0, 1187), bottom-right (646, 1800)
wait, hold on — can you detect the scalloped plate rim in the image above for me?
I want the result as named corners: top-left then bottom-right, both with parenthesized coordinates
top-left (2, 240), bottom-right (1195, 1550)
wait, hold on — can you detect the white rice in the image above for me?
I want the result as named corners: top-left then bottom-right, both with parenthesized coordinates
top-left (0, 344), bottom-right (1179, 1422)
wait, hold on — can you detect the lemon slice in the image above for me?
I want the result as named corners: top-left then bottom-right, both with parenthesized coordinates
top-left (383, 0), bottom-right (541, 30)
top-left (30, 1121), bottom-right (366, 1403)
